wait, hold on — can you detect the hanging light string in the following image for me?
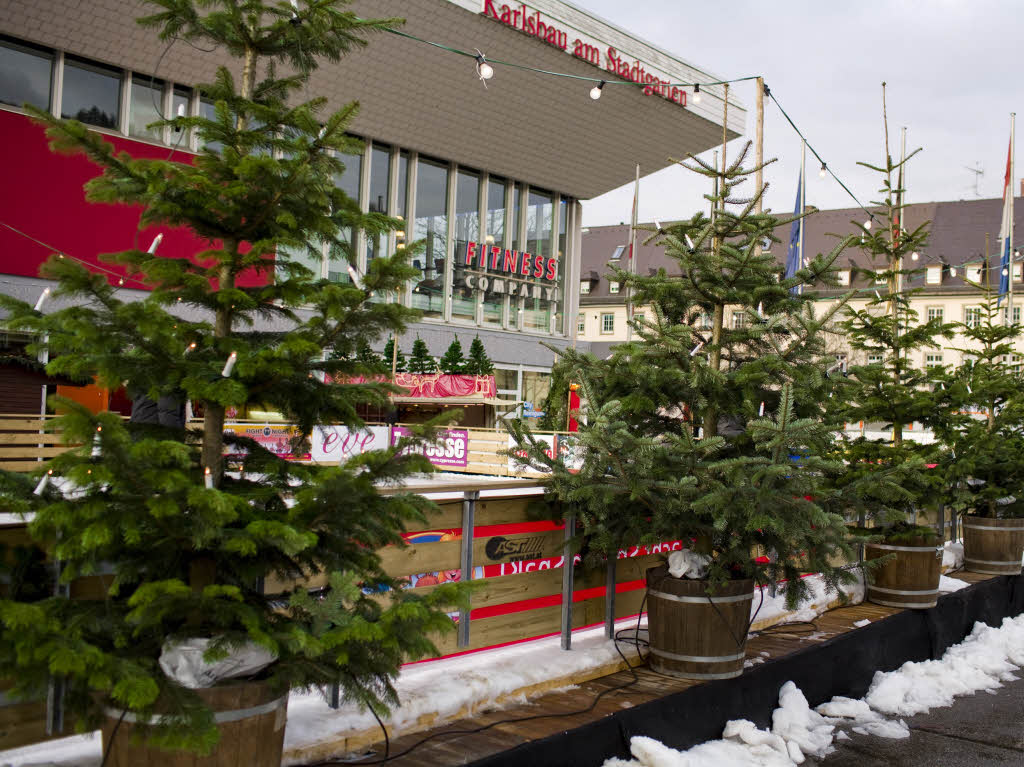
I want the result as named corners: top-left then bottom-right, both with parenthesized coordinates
top-left (0, 220), bottom-right (149, 289)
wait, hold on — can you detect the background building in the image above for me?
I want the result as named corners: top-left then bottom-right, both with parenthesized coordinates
top-left (0, 0), bottom-right (744, 421)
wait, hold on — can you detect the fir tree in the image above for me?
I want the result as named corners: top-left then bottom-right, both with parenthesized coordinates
top-left (932, 281), bottom-right (1024, 519)
top-left (512, 142), bottom-right (865, 605)
top-left (356, 340), bottom-right (385, 374)
top-left (438, 337), bottom-right (467, 375)
top-left (382, 336), bottom-right (407, 374)
top-left (828, 109), bottom-right (954, 533)
top-left (406, 337), bottom-right (436, 375)
top-left (0, 0), bottom-right (466, 752)
top-left (463, 335), bottom-right (494, 376)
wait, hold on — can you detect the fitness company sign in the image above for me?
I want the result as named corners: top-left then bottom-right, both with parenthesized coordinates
top-left (392, 426), bottom-right (469, 468)
top-left (457, 241), bottom-right (560, 303)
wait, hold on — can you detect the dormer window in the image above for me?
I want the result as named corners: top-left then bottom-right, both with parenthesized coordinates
top-left (966, 263), bottom-right (983, 283)
top-left (609, 281), bottom-right (620, 294)
top-left (926, 265), bottom-right (941, 285)
top-left (836, 270), bottom-right (850, 286)
top-left (610, 245), bottom-right (626, 260)
top-left (579, 280), bottom-right (590, 295)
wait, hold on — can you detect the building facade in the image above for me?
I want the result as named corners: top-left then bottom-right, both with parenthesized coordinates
top-left (0, 0), bottom-right (743, 420)
top-left (578, 197), bottom-right (1024, 374)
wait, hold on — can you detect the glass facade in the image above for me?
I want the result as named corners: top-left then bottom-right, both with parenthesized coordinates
top-left (452, 168), bottom-right (480, 322)
top-left (129, 77), bottom-right (163, 142)
top-left (366, 143), bottom-right (391, 266)
top-left (62, 56), bottom-right (121, 129)
top-left (482, 176), bottom-right (507, 326)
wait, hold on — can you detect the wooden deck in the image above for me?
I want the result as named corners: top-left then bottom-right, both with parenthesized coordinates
top-left (334, 571), bottom-right (992, 766)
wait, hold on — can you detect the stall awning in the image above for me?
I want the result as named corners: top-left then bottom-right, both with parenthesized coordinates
top-left (392, 396), bottom-right (521, 407)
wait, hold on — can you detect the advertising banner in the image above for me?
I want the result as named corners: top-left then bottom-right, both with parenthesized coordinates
top-left (310, 425), bottom-right (390, 464)
top-left (507, 433), bottom-right (582, 475)
top-left (222, 423), bottom-right (310, 460)
top-left (392, 427), bottom-right (469, 469)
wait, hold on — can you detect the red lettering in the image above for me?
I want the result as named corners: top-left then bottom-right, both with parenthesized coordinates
top-left (465, 241), bottom-right (477, 266)
top-left (545, 258), bottom-right (557, 280)
top-left (533, 254), bottom-right (545, 278)
top-left (482, 0), bottom-right (500, 18)
top-left (671, 86), bottom-right (680, 103)
top-left (490, 245), bottom-right (501, 270)
top-left (527, 14), bottom-right (535, 33)
top-left (520, 252), bottom-right (533, 276)
top-left (511, 8), bottom-right (520, 27)
top-left (503, 249), bottom-right (519, 272)
top-left (606, 46), bottom-right (618, 73)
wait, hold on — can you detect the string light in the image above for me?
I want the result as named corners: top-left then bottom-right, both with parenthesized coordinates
top-left (911, 251), bottom-right (919, 261)
top-left (147, 234), bottom-right (163, 254)
top-left (91, 425), bottom-right (102, 458)
top-left (34, 287), bottom-right (50, 312)
top-left (949, 266), bottom-right (958, 278)
top-left (474, 51), bottom-right (494, 83)
top-left (185, 341), bottom-right (197, 355)
top-left (758, 401), bottom-right (765, 416)
top-left (864, 220), bottom-right (872, 230)
top-left (221, 351), bottom-right (237, 377)
top-left (692, 83), bottom-right (701, 104)
top-left (819, 163), bottom-right (827, 179)
top-left (589, 80), bottom-right (605, 100)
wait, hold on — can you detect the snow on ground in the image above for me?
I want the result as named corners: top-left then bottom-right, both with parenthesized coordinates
top-left (603, 612), bottom-right (1024, 767)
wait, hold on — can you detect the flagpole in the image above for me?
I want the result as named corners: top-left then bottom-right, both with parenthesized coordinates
top-left (897, 127), bottom-right (906, 297)
top-left (799, 139), bottom-right (806, 294)
top-left (625, 163), bottom-right (639, 344)
top-left (1009, 113), bottom-right (1016, 325)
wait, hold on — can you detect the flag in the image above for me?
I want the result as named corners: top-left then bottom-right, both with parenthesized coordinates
top-left (999, 138), bottom-right (1013, 302)
top-left (785, 175), bottom-right (802, 293)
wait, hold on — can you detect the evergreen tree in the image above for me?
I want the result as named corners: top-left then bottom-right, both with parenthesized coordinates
top-left (406, 337), bottom-right (436, 375)
top-left (933, 282), bottom-right (1024, 519)
top-left (828, 115), bottom-right (954, 533)
top-left (438, 337), bottom-right (467, 375)
top-left (464, 335), bottom-right (494, 376)
top-left (0, 0), bottom-right (466, 752)
top-left (382, 336), bottom-right (407, 374)
top-left (356, 339), bottom-right (385, 374)
top-left (512, 142), bottom-right (865, 604)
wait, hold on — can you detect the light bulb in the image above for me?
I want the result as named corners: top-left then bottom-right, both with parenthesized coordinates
top-left (864, 219), bottom-right (872, 230)
top-left (1003, 268), bottom-right (1009, 276)
top-left (475, 54), bottom-right (493, 81)
top-left (819, 163), bottom-right (826, 178)
top-left (693, 83), bottom-right (701, 104)
top-left (950, 267), bottom-right (957, 277)
top-left (911, 251), bottom-right (919, 261)
top-left (176, 103), bottom-right (186, 118)
top-left (590, 80), bottom-right (605, 100)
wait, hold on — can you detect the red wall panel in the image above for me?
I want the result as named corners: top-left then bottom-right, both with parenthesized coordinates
top-left (0, 109), bottom-right (268, 289)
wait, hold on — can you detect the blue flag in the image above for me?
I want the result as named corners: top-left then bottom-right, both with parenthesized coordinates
top-left (785, 176), bottom-right (802, 294)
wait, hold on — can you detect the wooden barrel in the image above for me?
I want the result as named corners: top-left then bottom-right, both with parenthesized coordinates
top-left (865, 537), bottom-right (942, 609)
top-left (101, 681), bottom-right (287, 767)
top-left (645, 566), bottom-right (753, 680)
top-left (963, 517), bottom-right (1024, 575)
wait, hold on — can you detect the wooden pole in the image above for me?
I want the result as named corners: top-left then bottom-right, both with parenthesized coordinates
top-left (755, 78), bottom-right (764, 219)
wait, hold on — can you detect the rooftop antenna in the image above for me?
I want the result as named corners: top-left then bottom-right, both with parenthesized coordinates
top-left (964, 162), bottom-right (984, 197)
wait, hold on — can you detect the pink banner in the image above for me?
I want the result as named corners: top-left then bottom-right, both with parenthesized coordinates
top-left (326, 373), bottom-right (496, 399)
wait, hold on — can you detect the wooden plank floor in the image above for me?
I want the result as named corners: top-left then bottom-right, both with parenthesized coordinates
top-left (323, 571), bottom-right (993, 766)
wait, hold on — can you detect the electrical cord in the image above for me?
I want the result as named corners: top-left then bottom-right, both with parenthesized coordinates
top-left (301, 610), bottom-right (650, 765)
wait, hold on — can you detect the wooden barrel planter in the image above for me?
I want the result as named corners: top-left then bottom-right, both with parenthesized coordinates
top-left (963, 516), bottom-right (1024, 575)
top-left (645, 565), bottom-right (754, 680)
top-left (101, 680), bottom-right (287, 767)
top-left (865, 536), bottom-right (942, 609)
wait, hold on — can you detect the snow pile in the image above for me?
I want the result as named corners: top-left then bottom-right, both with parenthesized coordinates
top-left (852, 618), bottom-right (871, 628)
top-left (750, 571), bottom-right (864, 629)
top-left (667, 549), bottom-right (711, 579)
top-left (942, 540), bottom-right (964, 571)
top-left (938, 575), bottom-right (969, 593)
top-left (602, 613), bottom-right (1024, 767)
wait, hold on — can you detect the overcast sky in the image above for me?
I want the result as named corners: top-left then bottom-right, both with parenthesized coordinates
top-left (575, 0), bottom-right (1022, 228)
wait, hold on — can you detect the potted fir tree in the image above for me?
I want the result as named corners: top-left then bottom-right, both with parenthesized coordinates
top-left (512, 144), bottom-right (862, 680)
top-left (830, 119), bottom-right (953, 609)
top-left (933, 281), bottom-right (1024, 575)
top-left (0, 1), bottom-right (466, 763)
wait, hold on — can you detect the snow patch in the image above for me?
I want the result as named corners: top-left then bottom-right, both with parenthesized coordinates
top-left (852, 619), bottom-right (871, 628)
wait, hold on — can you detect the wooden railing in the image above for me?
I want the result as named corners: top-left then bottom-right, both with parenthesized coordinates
top-left (0, 414), bottom-right (68, 472)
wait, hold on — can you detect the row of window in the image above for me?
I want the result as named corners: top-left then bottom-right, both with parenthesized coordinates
top-left (577, 312), bottom-right (616, 335)
top-left (1, 35), bottom-right (576, 336)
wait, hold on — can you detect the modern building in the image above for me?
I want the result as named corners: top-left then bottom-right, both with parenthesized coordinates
top-left (0, 0), bottom-right (744, 419)
top-left (577, 196), bottom-right (1024, 372)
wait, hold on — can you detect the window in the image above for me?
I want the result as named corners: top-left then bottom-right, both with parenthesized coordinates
top-left (577, 313), bottom-right (585, 334)
top-left (926, 265), bottom-right (941, 285)
top-left (579, 280), bottom-right (590, 295)
top-left (1002, 306), bottom-right (1022, 324)
top-left (964, 306), bottom-right (982, 329)
top-left (0, 37), bottom-right (53, 110)
top-left (699, 312), bottom-right (713, 329)
top-left (129, 76), bottom-right (163, 142)
top-left (925, 353), bottom-right (943, 368)
top-left (61, 56), bottom-right (121, 129)
top-left (366, 143), bottom-right (392, 266)
top-left (867, 354), bottom-right (883, 365)
top-left (601, 312), bottom-right (615, 334)
top-left (834, 353), bottom-right (848, 373)
top-left (609, 281), bottom-right (620, 294)
top-left (1006, 354), bottom-right (1022, 373)
top-left (482, 175), bottom-right (506, 326)
top-left (927, 306), bottom-right (944, 323)
top-left (836, 270), bottom-right (850, 286)
top-left (523, 188), bottom-right (554, 331)
top-left (874, 269), bottom-right (886, 285)
top-left (198, 97), bottom-right (223, 152)
top-left (966, 263), bottom-right (984, 283)
top-left (610, 245), bottom-right (625, 260)
top-left (732, 310), bottom-right (747, 329)
top-left (1014, 263), bottom-right (1023, 282)
top-left (411, 156), bottom-right (447, 316)
top-left (331, 147), bottom-right (365, 285)
top-left (451, 167), bottom-right (480, 321)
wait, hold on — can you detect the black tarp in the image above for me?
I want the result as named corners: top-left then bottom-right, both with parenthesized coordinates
top-left (468, 575), bottom-right (1024, 767)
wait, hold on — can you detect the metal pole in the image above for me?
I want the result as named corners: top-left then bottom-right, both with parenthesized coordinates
top-left (754, 77), bottom-right (764, 222)
top-left (560, 515), bottom-right (575, 650)
top-left (458, 490), bottom-right (479, 648)
top-left (1008, 113), bottom-right (1016, 324)
top-left (604, 557), bottom-right (617, 640)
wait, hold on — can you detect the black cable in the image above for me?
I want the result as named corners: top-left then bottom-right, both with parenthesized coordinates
top-left (302, 612), bottom-right (648, 766)
top-left (99, 709), bottom-right (126, 767)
